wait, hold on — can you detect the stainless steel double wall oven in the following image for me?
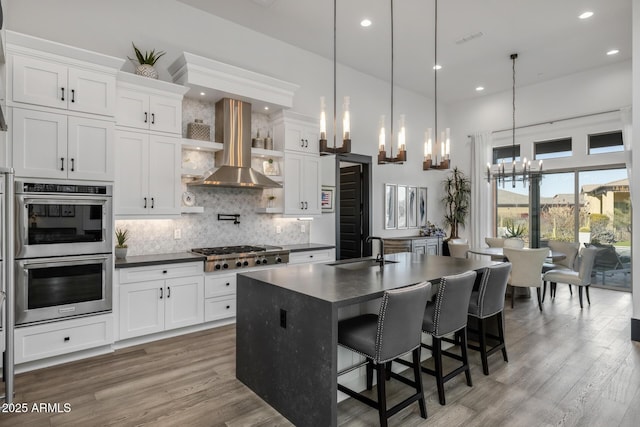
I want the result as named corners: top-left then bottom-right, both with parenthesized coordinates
top-left (14, 181), bottom-right (113, 326)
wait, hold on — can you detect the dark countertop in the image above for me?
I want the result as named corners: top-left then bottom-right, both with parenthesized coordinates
top-left (281, 243), bottom-right (336, 252)
top-left (115, 252), bottom-right (205, 269)
top-left (238, 252), bottom-right (493, 307)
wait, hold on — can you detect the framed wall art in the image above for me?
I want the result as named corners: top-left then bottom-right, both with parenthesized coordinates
top-left (321, 186), bottom-right (335, 212)
top-left (397, 185), bottom-right (407, 229)
top-left (418, 187), bottom-right (428, 227)
top-left (407, 186), bottom-right (417, 228)
top-left (384, 184), bottom-right (397, 229)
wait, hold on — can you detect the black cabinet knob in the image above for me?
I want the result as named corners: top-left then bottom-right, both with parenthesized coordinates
top-left (215, 264), bottom-right (221, 270)
top-left (222, 263), bottom-right (229, 269)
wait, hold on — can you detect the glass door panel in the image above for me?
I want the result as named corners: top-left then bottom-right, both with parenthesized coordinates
top-left (539, 171), bottom-right (576, 245)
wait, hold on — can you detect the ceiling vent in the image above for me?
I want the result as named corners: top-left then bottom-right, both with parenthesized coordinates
top-left (455, 31), bottom-right (484, 45)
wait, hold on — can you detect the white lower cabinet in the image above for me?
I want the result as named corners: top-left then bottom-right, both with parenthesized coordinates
top-left (288, 248), bottom-right (336, 265)
top-left (204, 273), bottom-right (237, 322)
top-left (118, 263), bottom-right (204, 340)
top-left (14, 314), bottom-right (114, 364)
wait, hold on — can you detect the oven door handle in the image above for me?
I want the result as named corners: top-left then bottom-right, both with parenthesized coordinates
top-left (18, 254), bottom-right (111, 270)
top-left (23, 197), bottom-right (109, 206)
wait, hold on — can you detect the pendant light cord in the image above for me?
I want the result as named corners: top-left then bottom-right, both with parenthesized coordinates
top-left (390, 0), bottom-right (395, 154)
top-left (434, 0), bottom-right (438, 143)
top-left (511, 53), bottom-right (517, 161)
top-left (332, 0), bottom-right (337, 149)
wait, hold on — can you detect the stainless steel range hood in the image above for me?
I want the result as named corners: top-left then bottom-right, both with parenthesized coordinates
top-left (190, 98), bottom-right (281, 189)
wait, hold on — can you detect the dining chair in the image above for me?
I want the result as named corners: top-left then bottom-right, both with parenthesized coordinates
top-left (503, 238), bottom-right (525, 249)
top-left (448, 242), bottom-right (470, 259)
top-left (484, 237), bottom-right (505, 248)
top-left (503, 247), bottom-right (549, 311)
top-left (543, 247), bottom-right (599, 308)
top-left (542, 241), bottom-right (580, 300)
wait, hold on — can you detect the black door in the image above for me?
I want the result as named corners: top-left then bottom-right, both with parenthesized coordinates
top-left (340, 165), bottom-right (362, 259)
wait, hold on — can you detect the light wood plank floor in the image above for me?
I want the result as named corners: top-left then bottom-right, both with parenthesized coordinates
top-left (2, 287), bottom-right (639, 426)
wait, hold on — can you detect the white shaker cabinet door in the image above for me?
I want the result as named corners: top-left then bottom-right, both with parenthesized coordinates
top-left (12, 55), bottom-right (68, 110)
top-left (67, 116), bottom-right (114, 181)
top-left (119, 280), bottom-right (165, 340)
top-left (148, 95), bottom-right (182, 134)
top-left (301, 155), bottom-right (321, 214)
top-left (116, 88), bottom-right (150, 130)
top-left (114, 130), bottom-right (149, 215)
top-left (12, 108), bottom-right (67, 179)
top-left (284, 152), bottom-right (304, 214)
top-left (67, 68), bottom-right (116, 116)
top-left (147, 135), bottom-right (181, 216)
top-left (164, 275), bottom-right (205, 331)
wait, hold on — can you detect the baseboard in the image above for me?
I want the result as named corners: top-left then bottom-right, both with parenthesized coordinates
top-left (631, 318), bottom-right (640, 342)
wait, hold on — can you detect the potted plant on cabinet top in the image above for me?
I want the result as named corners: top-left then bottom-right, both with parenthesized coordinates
top-left (115, 227), bottom-right (130, 259)
top-left (128, 43), bottom-right (165, 79)
top-left (441, 167), bottom-right (471, 255)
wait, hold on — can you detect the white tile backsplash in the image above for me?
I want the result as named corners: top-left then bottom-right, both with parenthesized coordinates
top-left (116, 186), bottom-right (310, 256)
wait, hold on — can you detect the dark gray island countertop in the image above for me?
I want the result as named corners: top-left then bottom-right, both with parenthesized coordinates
top-left (239, 252), bottom-right (492, 307)
top-left (236, 253), bottom-right (495, 427)
top-left (280, 243), bottom-right (335, 252)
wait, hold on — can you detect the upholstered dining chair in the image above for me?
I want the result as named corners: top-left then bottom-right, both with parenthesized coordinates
top-left (337, 281), bottom-right (431, 426)
top-left (448, 242), bottom-right (470, 259)
top-left (485, 237), bottom-right (505, 248)
top-left (542, 241), bottom-right (580, 300)
top-left (503, 248), bottom-right (549, 311)
top-left (543, 247), bottom-right (599, 308)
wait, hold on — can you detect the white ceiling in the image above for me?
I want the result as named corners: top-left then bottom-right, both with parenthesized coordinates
top-left (177, 0), bottom-right (631, 104)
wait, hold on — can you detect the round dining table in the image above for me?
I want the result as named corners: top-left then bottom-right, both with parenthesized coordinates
top-left (467, 247), bottom-right (566, 262)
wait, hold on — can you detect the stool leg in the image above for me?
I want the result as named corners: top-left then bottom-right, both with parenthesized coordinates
top-left (460, 328), bottom-right (472, 387)
top-left (412, 348), bottom-right (427, 419)
top-left (542, 281), bottom-right (547, 302)
top-left (536, 288), bottom-right (543, 312)
top-left (585, 286), bottom-right (591, 305)
top-left (568, 284), bottom-right (573, 296)
top-left (366, 359), bottom-right (373, 390)
top-left (497, 311), bottom-right (508, 362)
top-left (511, 286), bottom-right (515, 309)
top-left (478, 318), bottom-right (489, 375)
top-left (376, 362), bottom-right (388, 427)
top-left (385, 362), bottom-right (392, 381)
top-left (432, 337), bottom-right (446, 405)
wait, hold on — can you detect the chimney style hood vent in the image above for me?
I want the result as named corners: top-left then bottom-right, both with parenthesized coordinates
top-left (190, 98), bottom-right (281, 189)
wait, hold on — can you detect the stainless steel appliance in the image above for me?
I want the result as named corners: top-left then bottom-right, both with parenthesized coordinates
top-left (15, 253), bottom-right (112, 325)
top-left (191, 245), bottom-right (289, 273)
top-left (15, 181), bottom-right (112, 259)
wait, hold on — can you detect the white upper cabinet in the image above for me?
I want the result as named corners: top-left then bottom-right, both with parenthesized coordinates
top-left (11, 54), bottom-right (117, 116)
top-left (273, 110), bottom-right (320, 154)
top-left (116, 72), bottom-right (187, 135)
top-left (283, 152), bottom-right (321, 215)
top-left (12, 108), bottom-right (114, 180)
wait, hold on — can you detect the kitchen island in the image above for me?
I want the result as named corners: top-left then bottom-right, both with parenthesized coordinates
top-left (236, 252), bottom-right (494, 427)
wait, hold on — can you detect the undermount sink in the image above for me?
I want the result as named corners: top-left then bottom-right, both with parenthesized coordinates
top-left (328, 259), bottom-right (399, 270)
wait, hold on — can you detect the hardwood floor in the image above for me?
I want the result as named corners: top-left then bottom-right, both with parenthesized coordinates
top-left (2, 287), bottom-right (639, 426)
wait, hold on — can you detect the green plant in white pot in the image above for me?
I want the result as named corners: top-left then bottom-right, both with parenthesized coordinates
top-left (128, 43), bottom-right (165, 79)
top-left (115, 228), bottom-right (129, 259)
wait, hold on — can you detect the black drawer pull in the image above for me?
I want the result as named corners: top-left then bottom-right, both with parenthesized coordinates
top-left (163, 270), bottom-right (167, 274)
top-left (71, 89), bottom-right (75, 103)
top-left (64, 336), bottom-right (70, 342)
top-left (167, 286), bottom-right (171, 298)
top-left (61, 87), bottom-right (65, 101)
top-left (160, 288), bottom-right (163, 299)
top-left (144, 197), bottom-right (147, 208)
top-left (70, 158), bottom-right (75, 172)
top-left (60, 157), bottom-right (65, 171)
top-left (226, 305), bottom-right (230, 309)
top-left (226, 282), bottom-right (230, 286)
top-left (151, 113), bottom-right (155, 124)
top-left (144, 112), bottom-right (148, 123)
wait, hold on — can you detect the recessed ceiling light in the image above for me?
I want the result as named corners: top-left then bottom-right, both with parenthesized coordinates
top-left (200, 92), bottom-right (206, 96)
top-left (607, 49), bottom-right (619, 56)
top-left (476, 86), bottom-right (484, 92)
top-left (264, 106), bottom-right (269, 110)
top-left (433, 64), bottom-right (442, 70)
top-left (360, 19), bottom-right (372, 27)
top-left (579, 11), bottom-right (594, 19)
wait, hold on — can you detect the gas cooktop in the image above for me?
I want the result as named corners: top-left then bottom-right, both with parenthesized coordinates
top-left (191, 245), bottom-right (289, 272)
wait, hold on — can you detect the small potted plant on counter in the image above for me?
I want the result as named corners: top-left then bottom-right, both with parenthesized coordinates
top-left (128, 42), bottom-right (165, 79)
top-left (115, 227), bottom-right (130, 259)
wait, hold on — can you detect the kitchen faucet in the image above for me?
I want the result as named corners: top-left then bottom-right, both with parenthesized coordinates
top-left (365, 236), bottom-right (385, 267)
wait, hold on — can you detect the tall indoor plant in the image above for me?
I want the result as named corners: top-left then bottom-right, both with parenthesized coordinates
top-left (442, 167), bottom-right (471, 239)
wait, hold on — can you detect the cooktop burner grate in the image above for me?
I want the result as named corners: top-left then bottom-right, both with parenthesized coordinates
top-left (191, 245), bottom-right (268, 256)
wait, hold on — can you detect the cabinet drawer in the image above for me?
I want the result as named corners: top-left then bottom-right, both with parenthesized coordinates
top-left (205, 296), bottom-right (236, 322)
top-left (15, 314), bottom-right (113, 363)
top-left (119, 262), bottom-right (203, 284)
top-left (205, 275), bottom-right (237, 298)
top-left (289, 249), bottom-right (335, 265)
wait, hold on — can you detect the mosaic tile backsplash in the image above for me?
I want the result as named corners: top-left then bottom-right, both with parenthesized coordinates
top-left (116, 186), bottom-right (310, 256)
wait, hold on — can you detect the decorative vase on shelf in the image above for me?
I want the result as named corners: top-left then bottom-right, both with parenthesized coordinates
top-left (135, 64), bottom-right (159, 79)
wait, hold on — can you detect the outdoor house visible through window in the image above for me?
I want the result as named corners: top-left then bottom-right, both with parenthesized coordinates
top-left (534, 137), bottom-right (572, 160)
top-left (588, 131), bottom-right (623, 154)
top-left (493, 145), bottom-right (520, 164)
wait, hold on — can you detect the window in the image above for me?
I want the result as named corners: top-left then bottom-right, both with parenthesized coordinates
top-left (588, 131), bottom-right (623, 154)
top-left (492, 145), bottom-right (520, 164)
top-left (534, 137), bottom-right (572, 160)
